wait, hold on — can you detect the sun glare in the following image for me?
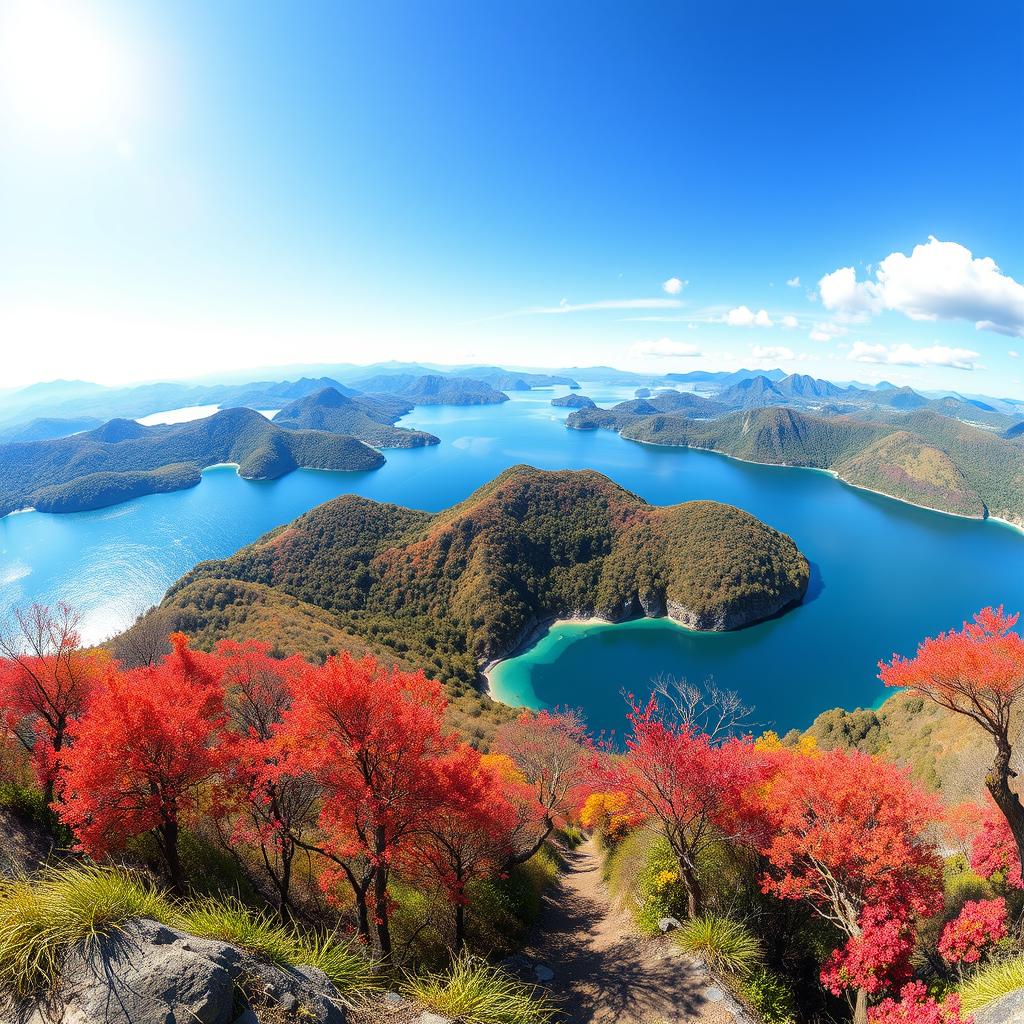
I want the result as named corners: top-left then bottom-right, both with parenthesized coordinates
top-left (0, 0), bottom-right (134, 135)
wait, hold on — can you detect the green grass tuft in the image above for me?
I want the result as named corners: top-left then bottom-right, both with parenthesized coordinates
top-left (403, 955), bottom-right (555, 1024)
top-left (959, 955), bottom-right (1024, 1013)
top-left (0, 864), bottom-right (174, 998)
top-left (674, 915), bottom-right (764, 978)
top-left (0, 865), bottom-right (379, 1002)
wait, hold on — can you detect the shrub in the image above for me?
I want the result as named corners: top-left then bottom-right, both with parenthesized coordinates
top-left (0, 865), bottom-right (174, 998)
top-left (958, 954), bottom-right (1024, 1012)
top-left (403, 955), bottom-right (554, 1024)
top-left (674, 915), bottom-right (764, 978)
top-left (740, 966), bottom-right (797, 1024)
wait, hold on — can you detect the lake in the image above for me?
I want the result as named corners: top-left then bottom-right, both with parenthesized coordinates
top-left (2, 385), bottom-right (1023, 734)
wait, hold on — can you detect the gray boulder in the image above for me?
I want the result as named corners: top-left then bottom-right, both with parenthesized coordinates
top-left (974, 988), bottom-right (1024, 1024)
top-left (8, 918), bottom-right (347, 1024)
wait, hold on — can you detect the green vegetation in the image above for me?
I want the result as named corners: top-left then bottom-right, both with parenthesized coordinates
top-left (402, 955), bottom-right (555, 1024)
top-left (0, 407), bottom-right (385, 516)
top-left (958, 955), bottom-right (1024, 1013)
top-left (0, 865), bottom-right (175, 998)
top-left (738, 966), bottom-right (798, 1024)
top-left (550, 393), bottom-right (595, 409)
top-left (272, 386), bottom-right (440, 448)
top-left (673, 915), bottom-right (764, 977)
top-left (153, 466), bottom-right (808, 697)
top-left (577, 404), bottom-right (1024, 523)
top-left (0, 863), bottom-right (378, 1001)
top-left (354, 372), bottom-right (510, 405)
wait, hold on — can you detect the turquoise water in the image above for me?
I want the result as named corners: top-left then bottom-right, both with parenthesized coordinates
top-left (2, 385), bottom-right (1023, 733)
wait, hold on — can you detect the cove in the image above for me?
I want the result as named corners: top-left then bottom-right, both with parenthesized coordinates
top-left (2, 384), bottom-right (1024, 733)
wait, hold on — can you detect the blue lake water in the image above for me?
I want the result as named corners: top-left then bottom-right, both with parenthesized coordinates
top-left (2, 384), bottom-right (1023, 734)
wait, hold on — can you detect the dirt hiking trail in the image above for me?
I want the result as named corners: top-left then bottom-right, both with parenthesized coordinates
top-left (514, 839), bottom-right (754, 1024)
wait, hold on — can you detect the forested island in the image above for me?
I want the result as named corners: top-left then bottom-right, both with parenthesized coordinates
top-left (131, 465), bottom-right (809, 701)
top-left (0, 408), bottom-right (384, 516)
top-left (271, 386), bottom-right (440, 447)
top-left (569, 400), bottom-right (1024, 524)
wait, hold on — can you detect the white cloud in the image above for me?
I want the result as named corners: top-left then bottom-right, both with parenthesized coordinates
top-left (723, 305), bottom-right (773, 327)
top-left (809, 321), bottom-right (847, 342)
top-left (630, 337), bottom-right (702, 358)
top-left (662, 277), bottom-right (687, 295)
top-left (1010, 350), bottom-right (1020, 358)
top-left (751, 344), bottom-right (794, 360)
top-left (819, 237), bottom-right (1024, 337)
top-left (848, 341), bottom-right (981, 370)
top-left (786, 276), bottom-right (800, 288)
top-left (474, 296), bottom-right (684, 322)
top-left (780, 315), bottom-right (799, 329)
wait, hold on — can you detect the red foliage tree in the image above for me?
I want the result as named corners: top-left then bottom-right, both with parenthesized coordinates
top-left (492, 709), bottom-right (590, 866)
top-left (58, 633), bottom-right (226, 892)
top-left (938, 898), bottom-right (1007, 967)
top-left (272, 654), bottom-right (453, 960)
top-left (607, 694), bottom-right (770, 917)
top-left (402, 746), bottom-right (520, 949)
top-left (868, 982), bottom-right (970, 1024)
top-left (215, 639), bottom-right (316, 924)
top-left (0, 603), bottom-right (109, 804)
top-left (759, 749), bottom-right (943, 1024)
top-left (880, 607), bottom-right (1024, 873)
top-left (969, 802), bottom-right (1023, 889)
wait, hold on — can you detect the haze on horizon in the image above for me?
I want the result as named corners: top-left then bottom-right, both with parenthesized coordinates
top-left (1, 1), bottom-right (1022, 395)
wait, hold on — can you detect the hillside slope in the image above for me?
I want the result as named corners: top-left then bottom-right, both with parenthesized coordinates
top-left (153, 466), bottom-right (809, 695)
top-left (0, 408), bottom-right (384, 516)
top-left (272, 387), bottom-right (439, 448)
top-left (353, 373), bottom-right (510, 404)
top-left (569, 405), bottom-right (1024, 524)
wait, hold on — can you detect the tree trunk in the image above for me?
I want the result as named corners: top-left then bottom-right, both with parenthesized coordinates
top-left (277, 847), bottom-right (293, 926)
top-left (679, 857), bottom-right (703, 919)
top-left (160, 818), bottom-right (185, 895)
top-left (372, 862), bottom-right (392, 962)
top-left (852, 986), bottom-right (868, 1024)
top-left (986, 741), bottom-right (1024, 871)
top-left (505, 816), bottom-right (554, 868)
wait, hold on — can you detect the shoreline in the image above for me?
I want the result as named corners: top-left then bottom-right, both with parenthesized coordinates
top-left (624, 435), bottom-right (1024, 533)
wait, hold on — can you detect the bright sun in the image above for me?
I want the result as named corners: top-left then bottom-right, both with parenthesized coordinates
top-left (0, 0), bottom-right (134, 135)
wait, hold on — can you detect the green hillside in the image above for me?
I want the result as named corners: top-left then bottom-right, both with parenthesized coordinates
top-left (152, 466), bottom-right (808, 696)
top-left (0, 408), bottom-right (384, 516)
top-left (272, 387), bottom-right (439, 448)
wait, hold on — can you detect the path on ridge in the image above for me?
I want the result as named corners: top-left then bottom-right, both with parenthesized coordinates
top-left (518, 839), bottom-right (752, 1024)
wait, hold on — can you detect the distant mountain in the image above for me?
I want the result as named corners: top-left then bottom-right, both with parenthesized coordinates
top-left (717, 375), bottom-right (787, 408)
top-left (151, 466), bottom-right (809, 686)
top-left (567, 391), bottom-right (728, 432)
top-left (272, 388), bottom-right (439, 448)
top-left (666, 368), bottom-right (788, 385)
top-left (774, 373), bottom-right (847, 400)
top-left (0, 416), bottom-right (103, 443)
top-left (0, 408), bottom-right (384, 517)
top-left (354, 374), bottom-right (509, 405)
top-left (456, 366), bottom-right (580, 390)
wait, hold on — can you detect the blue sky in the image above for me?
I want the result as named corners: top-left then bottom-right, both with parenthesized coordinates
top-left (1, 0), bottom-right (1022, 392)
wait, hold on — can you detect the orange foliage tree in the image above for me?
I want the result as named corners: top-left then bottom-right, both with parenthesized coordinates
top-left (880, 607), bottom-right (1024, 872)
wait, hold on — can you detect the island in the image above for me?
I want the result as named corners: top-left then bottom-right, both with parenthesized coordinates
top-left (0, 407), bottom-right (385, 516)
top-left (131, 466), bottom-right (809, 704)
top-left (272, 387), bottom-right (439, 448)
top-left (550, 394), bottom-right (596, 409)
top-left (567, 399), bottom-right (1024, 525)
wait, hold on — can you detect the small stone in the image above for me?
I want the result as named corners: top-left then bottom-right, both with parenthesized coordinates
top-left (279, 991), bottom-right (299, 1012)
top-left (703, 986), bottom-right (725, 1002)
top-left (420, 1013), bottom-right (454, 1024)
top-left (384, 990), bottom-right (406, 1005)
top-left (657, 916), bottom-right (682, 933)
top-left (534, 964), bottom-right (554, 982)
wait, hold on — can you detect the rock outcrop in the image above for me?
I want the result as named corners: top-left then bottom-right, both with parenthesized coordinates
top-left (9, 918), bottom-right (347, 1024)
